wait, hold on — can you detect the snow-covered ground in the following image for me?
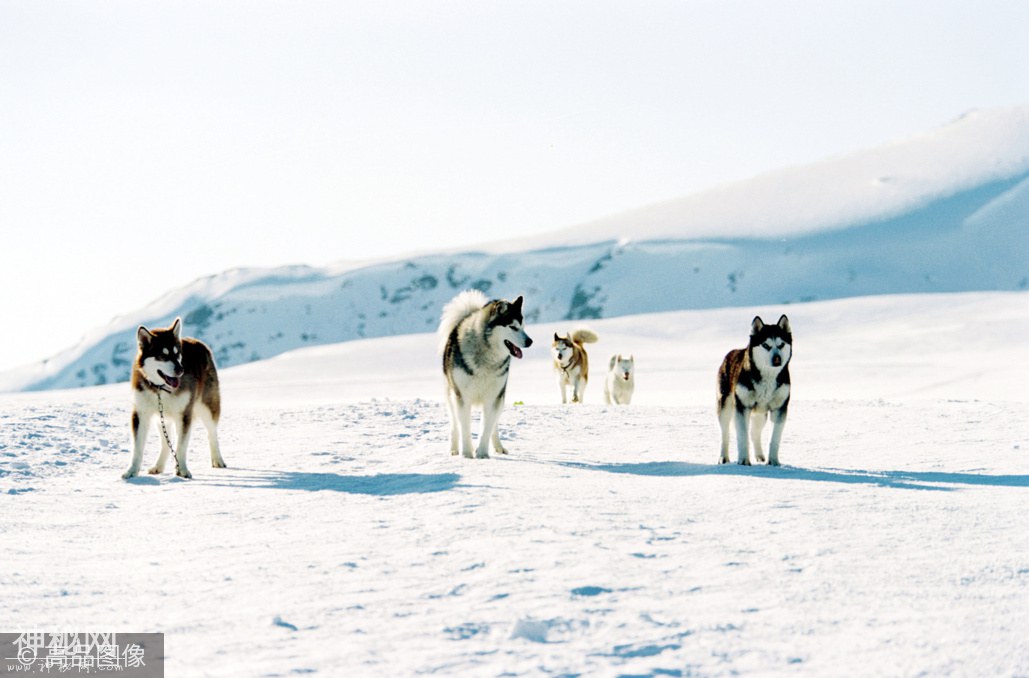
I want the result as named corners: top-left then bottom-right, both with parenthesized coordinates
top-left (2, 291), bottom-right (1027, 676)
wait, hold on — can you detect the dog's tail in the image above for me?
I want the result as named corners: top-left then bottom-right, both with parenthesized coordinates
top-left (438, 289), bottom-right (489, 354)
top-left (571, 328), bottom-right (599, 345)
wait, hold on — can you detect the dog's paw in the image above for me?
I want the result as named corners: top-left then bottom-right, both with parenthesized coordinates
top-left (121, 469), bottom-right (138, 480)
top-left (768, 459), bottom-right (781, 467)
top-left (755, 454), bottom-right (766, 463)
top-left (475, 450), bottom-right (490, 459)
top-left (211, 459), bottom-right (227, 469)
top-left (175, 468), bottom-right (193, 479)
top-left (738, 459), bottom-right (752, 466)
top-left (147, 466), bottom-right (163, 475)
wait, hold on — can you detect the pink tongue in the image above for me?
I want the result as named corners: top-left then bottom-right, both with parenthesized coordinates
top-left (511, 345), bottom-right (522, 359)
top-left (165, 376), bottom-right (180, 389)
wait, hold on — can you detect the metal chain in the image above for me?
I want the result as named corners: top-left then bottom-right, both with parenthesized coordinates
top-left (156, 391), bottom-right (176, 457)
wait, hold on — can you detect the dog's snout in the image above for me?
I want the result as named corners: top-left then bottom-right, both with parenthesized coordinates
top-left (524, 336), bottom-right (533, 348)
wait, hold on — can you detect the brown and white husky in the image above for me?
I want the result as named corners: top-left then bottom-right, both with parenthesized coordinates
top-left (552, 328), bottom-right (599, 404)
top-left (122, 317), bottom-right (224, 479)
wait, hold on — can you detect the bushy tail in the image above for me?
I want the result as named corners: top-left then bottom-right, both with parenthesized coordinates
top-left (438, 290), bottom-right (489, 354)
top-left (571, 328), bottom-right (599, 344)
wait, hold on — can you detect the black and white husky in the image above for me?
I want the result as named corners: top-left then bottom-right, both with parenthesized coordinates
top-left (717, 315), bottom-right (792, 466)
top-left (122, 318), bottom-right (225, 479)
top-left (439, 290), bottom-right (533, 458)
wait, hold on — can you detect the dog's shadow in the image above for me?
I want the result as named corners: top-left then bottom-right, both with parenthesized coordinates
top-left (199, 469), bottom-right (461, 495)
top-left (556, 460), bottom-right (1029, 492)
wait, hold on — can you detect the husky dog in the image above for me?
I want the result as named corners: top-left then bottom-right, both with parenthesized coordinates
top-left (603, 354), bottom-right (635, 405)
top-left (717, 315), bottom-right (792, 466)
top-left (552, 328), bottom-right (599, 404)
top-left (439, 290), bottom-right (533, 458)
top-left (122, 318), bottom-right (224, 479)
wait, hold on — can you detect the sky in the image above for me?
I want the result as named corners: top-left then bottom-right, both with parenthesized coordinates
top-left (1, 0), bottom-right (1027, 373)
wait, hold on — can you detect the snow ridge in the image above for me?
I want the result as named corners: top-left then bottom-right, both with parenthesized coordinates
top-left (2, 107), bottom-right (1027, 392)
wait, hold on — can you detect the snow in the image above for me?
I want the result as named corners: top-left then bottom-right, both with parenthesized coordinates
top-left (3, 106), bottom-right (1027, 393)
top-left (511, 107), bottom-right (1029, 247)
top-left (3, 291), bottom-right (1027, 676)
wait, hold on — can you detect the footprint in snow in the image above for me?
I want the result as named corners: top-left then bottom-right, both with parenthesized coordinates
top-left (273, 616), bottom-right (299, 632)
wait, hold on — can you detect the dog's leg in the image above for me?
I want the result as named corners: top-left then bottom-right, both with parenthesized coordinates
top-left (174, 412), bottom-right (194, 479)
top-left (491, 427), bottom-right (508, 455)
top-left (149, 425), bottom-right (172, 475)
top-left (490, 391), bottom-right (509, 455)
top-left (456, 396), bottom-right (474, 458)
top-left (572, 377), bottom-right (582, 404)
top-left (123, 409), bottom-right (149, 479)
top-left (750, 410), bottom-right (768, 464)
top-left (603, 382), bottom-right (611, 405)
top-left (196, 404), bottom-right (225, 468)
top-left (476, 397), bottom-right (502, 459)
top-left (445, 388), bottom-right (459, 455)
top-left (767, 407), bottom-right (788, 467)
top-left (734, 406), bottom-right (752, 465)
top-left (717, 403), bottom-right (733, 464)
top-left (559, 377), bottom-right (568, 404)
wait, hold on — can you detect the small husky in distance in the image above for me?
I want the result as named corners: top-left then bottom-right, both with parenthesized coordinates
top-left (717, 315), bottom-right (792, 466)
top-left (604, 354), bottom-right (635, 405)
top-left (122, 318), bottom-right (225, 480)
top-left (552, 328), bottom-right (599, 404)
top-left (439, 290), bottom-right (533, 459)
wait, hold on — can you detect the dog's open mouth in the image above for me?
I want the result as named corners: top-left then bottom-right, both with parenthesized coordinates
top-left (504, 340), bottom-right (523, 359)
top-left (158, 370), bottom-right (180, 390)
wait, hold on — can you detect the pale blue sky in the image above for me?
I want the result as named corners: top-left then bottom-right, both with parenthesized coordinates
top-left (1, 1), bottom-right (1027, 371)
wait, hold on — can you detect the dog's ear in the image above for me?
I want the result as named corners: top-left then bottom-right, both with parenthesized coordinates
top-left (628, 354), bottom-right (634, 363)
top-left (170, 317), bottom-right (182, 339)
top-left (512, 296), bottom-right (523, 313)
top-left (554, 332), bottom-right (560, 342)
top-left (137, 326), bottom-right (154, 346)
top-left (777, 314), bottom-right (791, 335)
top-left (750, 316), bottom-right (765, 335)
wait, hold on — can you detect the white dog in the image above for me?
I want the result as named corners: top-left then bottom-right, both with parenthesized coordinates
top-left (603, 354), bottom-right (635, 405)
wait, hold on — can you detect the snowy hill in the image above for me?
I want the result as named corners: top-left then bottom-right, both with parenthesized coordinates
top-left (2, 291), bottom-right (1027, 676)
top-left (4, 107), bottom-right (1027, 392)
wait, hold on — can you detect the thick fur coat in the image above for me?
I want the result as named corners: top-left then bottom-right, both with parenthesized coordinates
top-left (552, 328), bottom-right (599, 404)
top-left (122, 318), bottom-right (224, 479)
top-left (717, 315), bottom-right (792, 466)
top-left (439, 290), bottom-right (532, 458)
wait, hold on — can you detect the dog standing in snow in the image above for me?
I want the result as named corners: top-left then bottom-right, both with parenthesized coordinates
top-left (717, 315), bottom-right (792, 466)
top-left (603, 354), bottom-right (635, 405)
top-left (122, 318), bottom-right (225, 479)
top-left (439, 290), bottom-right (533, 458)
top-left (552, 328), bottom-right (599, 404)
